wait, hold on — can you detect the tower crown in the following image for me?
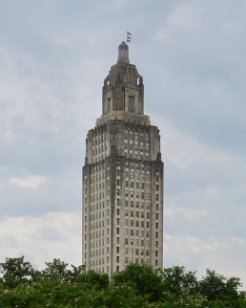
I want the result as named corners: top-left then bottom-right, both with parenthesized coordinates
top-left (118, 41), bottom-right (129, 63)
top-left (102, 42), bottom-right (144, 116)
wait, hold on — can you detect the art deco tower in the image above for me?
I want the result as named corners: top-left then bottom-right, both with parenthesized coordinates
top-left (82, 42), bottom-right (163, 275)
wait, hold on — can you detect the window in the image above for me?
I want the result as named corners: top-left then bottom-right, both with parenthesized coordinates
top-left (107, 98), bottom-right (112, 113)
top-left (128, 96), bottom-right (135, 112)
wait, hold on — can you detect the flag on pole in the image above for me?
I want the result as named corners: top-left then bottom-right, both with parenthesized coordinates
top-left (127, 31), bottom-right (132, 43)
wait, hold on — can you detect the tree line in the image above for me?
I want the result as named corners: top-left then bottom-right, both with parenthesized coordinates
top-left (0, 256), bottom-right (245, 307)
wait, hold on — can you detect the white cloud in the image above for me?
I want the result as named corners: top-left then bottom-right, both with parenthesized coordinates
top-left (10, 176), bottom-right (47, 189)
top-left (164, 234), bottom-right (246, 290)
top-left (165, 206), bottom-right (208, 222)
top-left (0, 212), bottom-right (81, 268)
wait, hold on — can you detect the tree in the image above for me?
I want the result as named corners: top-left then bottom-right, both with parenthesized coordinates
top-left (0, 256), bottom-right (34, 288)
top-left (93, 285), bottom-right (148, 308)
top-left (42, 258), bottom-right (69, 280)
top-left (0, 257), bottom-right (245, 307)
top-left (199, 269), bottom-right (243, 305)
top-left (162, 266), bottom-right (198, 297)
top-left (112, 263), bottom-right (163, 302)
top-left (78, 269), bottom-right (109, 289)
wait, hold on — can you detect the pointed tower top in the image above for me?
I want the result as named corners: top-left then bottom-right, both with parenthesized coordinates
top-left (117, 41), bottom-right (130, 64)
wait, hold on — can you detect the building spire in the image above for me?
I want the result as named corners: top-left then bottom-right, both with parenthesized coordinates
top-left (117, 41), bottom-right (129, 63)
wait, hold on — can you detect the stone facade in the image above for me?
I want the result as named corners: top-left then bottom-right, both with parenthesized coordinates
top-left (82, 42), bottom-right (164, 276)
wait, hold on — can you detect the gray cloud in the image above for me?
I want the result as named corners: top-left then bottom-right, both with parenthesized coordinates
top-left (0, 0), bottom-right (245, 289)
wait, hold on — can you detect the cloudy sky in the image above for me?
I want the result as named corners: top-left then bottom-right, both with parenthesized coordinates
top-left (0, 0), bottom-right (245, 287)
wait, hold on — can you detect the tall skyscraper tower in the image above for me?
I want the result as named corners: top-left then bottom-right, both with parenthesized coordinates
top-left (82, 42), bottom-right (163, 276)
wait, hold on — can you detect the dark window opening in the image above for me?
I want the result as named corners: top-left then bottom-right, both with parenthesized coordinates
top-left (128, 96), bottom-right (135, 112)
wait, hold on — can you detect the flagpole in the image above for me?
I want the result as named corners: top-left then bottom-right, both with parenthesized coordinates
top-left (127, 31), bottom-right (132, 43)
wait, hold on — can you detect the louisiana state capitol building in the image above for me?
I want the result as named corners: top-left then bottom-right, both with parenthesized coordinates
top-left (82, 42), bottom-right (164, 275)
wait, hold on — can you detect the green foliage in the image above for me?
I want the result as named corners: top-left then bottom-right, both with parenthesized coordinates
top-left (90, 285), bottom-right (148, 308)
top-left (162, 266), bottom-right (198, 297)
top-left (112, 263), bottom-right (163, 302)
top-left (0, 257), bottom-right (245, 307)
top-left (79, 269), bottom-right (109, 289)
top-left (0, 256), bottom-right (34, 288)
top-left (42, 258), bottom-right (69, 280)
top-left (199, 269), bottom-right (244, 306)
